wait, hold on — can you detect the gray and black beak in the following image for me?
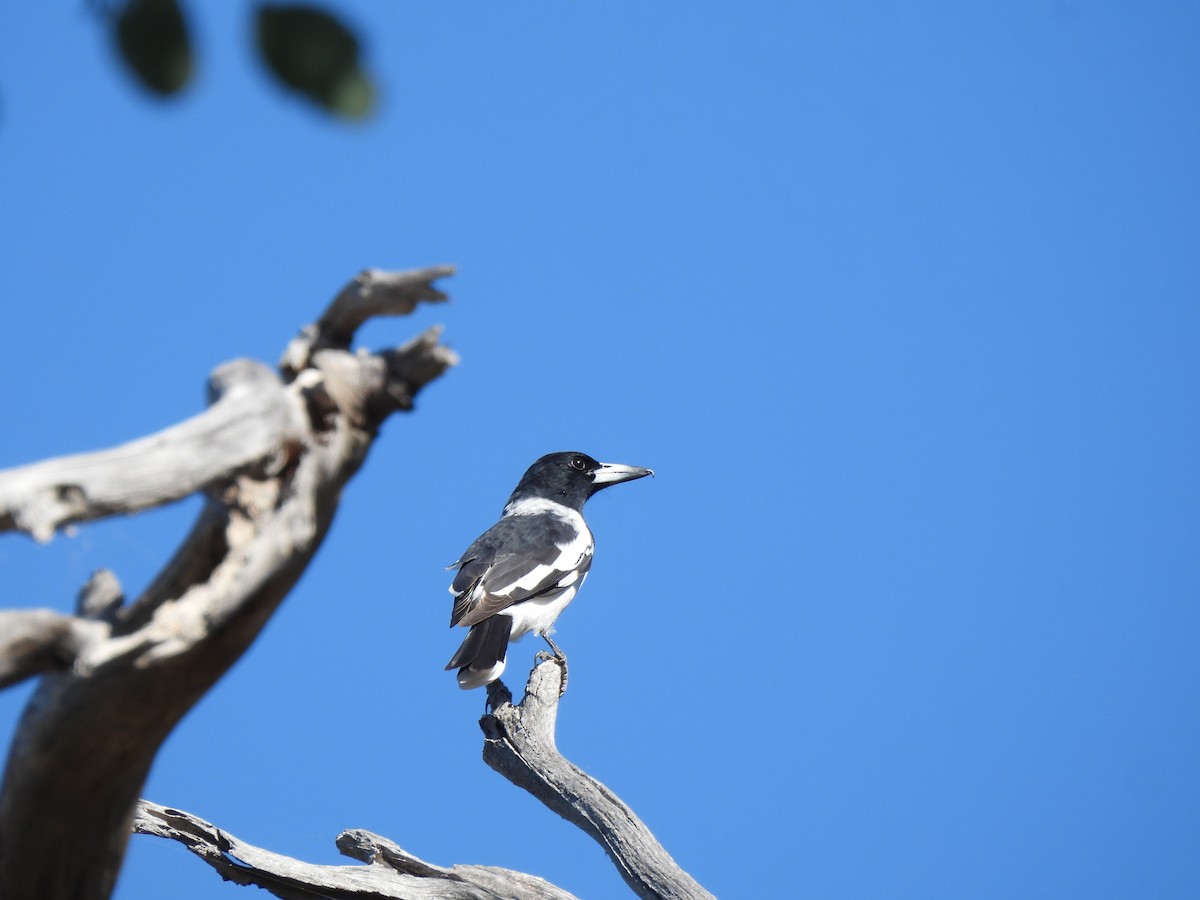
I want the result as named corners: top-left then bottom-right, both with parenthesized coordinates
top-left (590, 462), bottom-right (654, 493)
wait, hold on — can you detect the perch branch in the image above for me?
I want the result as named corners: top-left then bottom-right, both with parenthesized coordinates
top-left (133, 800), bottom-right (580, 900)
top-left (481, 661), bottom-right (714, 900)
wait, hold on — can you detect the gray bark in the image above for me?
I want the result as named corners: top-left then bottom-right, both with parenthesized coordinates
top-left (483, 660), bottom-right (716, 900)
top-left (0, 264), bottom-right (714, 900)
top-left (131, 659), bottom-right (715, 900)
top-left (0, 266), bottom-right (457, 899)
top-left (132, 800), bottom-right (580, 900)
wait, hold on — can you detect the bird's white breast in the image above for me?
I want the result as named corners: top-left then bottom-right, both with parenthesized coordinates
top-left (504, 575), bottom-right (588, 639)
top-left (499, 498), bottom-right (594, 640)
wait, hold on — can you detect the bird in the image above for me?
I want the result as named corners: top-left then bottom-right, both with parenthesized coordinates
top-left (445, 451), bottom-right (653, 690)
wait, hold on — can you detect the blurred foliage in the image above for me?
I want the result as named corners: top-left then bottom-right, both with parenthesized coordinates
top-left (114, 0), bottom-right (193, 96)
top-left (256, 4), bottom-right (374, 120)
top-left (97, 0), bottom-right (376, 121)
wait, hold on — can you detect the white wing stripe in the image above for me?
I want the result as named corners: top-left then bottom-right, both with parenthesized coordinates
top-left (505, 563), bottom-right (561, 594)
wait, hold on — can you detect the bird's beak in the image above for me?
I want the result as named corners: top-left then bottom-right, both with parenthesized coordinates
top-left (591, 462), bottom-right (654, 488)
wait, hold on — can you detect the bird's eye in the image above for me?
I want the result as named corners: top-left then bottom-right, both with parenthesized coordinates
top-left (570, 457), bottom-right (587, 472)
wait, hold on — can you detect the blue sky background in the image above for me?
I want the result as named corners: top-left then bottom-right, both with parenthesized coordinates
top-left (2, 3), bottom-right (1198, 898)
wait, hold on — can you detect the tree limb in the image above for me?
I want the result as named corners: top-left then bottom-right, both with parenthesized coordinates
top-left (0, 609), bottom-right (106, 689)
top-left (127, 657), bottom-right (714, 900)
top-left (280, 265), bottom-right (455, 374)
top-left (0, 266), bottom-right (457, 900)
top-left (1, 262), bottom-right (709, 900)
top-left (482, 661), bottom-right (715, 900)
top-left (132, 800), bottom-right (580, 900)
top-left (0, 359), bottom-right (302, 542)
top-left (0, 266), bottom-right (454, 544)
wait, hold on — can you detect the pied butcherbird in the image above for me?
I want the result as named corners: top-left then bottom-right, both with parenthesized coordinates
top-left (445, 451), bottom-right (652, 690)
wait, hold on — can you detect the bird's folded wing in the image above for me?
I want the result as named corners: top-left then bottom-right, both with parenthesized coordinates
top-left (450, 548), bottom-right (585, 627)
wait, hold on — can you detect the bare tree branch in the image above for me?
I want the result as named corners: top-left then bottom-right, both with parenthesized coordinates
top-left (482, 660), bottom-right (715, 900)
top-left (0, 571), bottom-right (127, 689)
top-left (0, 359), bottom-right (303, 542)
top-left (0, 266), bottom-right (457, 900)
top-left (132, 800), bottom-right (580, 900)
top-left (1, 262), bottom-right (710, 900)
top-left (0, 266), bottom-right (455, 544)
top-left (128, 660), bottom-right (714, 900)
top-left (0, 609), bottom-right (105, 689)
top-left (280, 265), bottom-right (455, 374)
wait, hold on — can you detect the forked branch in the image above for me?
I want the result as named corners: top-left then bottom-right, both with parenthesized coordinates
top-left (0, 266), bottom-right (456, 900)
top-left (131, 661), bottom-right (712, 900)
top-left (133, 800), bottom-right (579, 900)
top-left (1, 264), bottom-right (710, 900)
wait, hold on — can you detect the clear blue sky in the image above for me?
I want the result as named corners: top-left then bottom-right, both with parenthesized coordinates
top-left (2, 3), bottom-right (1198, 898)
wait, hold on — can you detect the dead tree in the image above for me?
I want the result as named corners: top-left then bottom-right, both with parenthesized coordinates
top-left (0, 268), bottom-right (713, 900)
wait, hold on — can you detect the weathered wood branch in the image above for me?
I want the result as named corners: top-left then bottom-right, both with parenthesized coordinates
top-left (0, 569), bottom-right (127, 688)
top-left (0, 266), bottom-right (453, 544)
top-left (1, 263), bottom-right (709, 900)
top-left (0, 359), bottom-right (302, 542)
top-left (128, 660), bottom-right (712, 900)
top-left (280, 264), bottom-right (455, 374)
top-left (0, 266), bottom-right (457, 900)
top-left (0, 608), bottom-right (105, 689)
top-left (132, 800), bottom-right (580, 900)
top-left (482, 660), bottom-right (715, 900)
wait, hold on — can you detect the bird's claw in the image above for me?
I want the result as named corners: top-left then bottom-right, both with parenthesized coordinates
top-left (540, 635), bottom-right (569, 696)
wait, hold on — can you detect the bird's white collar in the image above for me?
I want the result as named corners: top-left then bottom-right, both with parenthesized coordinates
top-left (502, 497), bottom-right (578, 519)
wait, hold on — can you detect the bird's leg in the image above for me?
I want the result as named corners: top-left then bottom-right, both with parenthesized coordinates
top-left (541, 633), bottom-right (565, 661)
top-left (540, 634), bottom-right (568, 695)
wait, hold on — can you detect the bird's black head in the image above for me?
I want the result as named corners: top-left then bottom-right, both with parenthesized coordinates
top-left (504, 451), bottom-right (653, 513)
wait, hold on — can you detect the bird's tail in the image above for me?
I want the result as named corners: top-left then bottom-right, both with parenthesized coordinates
top-left (446, 616), bottom-right (513, 690)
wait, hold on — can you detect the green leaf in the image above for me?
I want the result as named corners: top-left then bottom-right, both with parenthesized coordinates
top-left (256, 4), bottom-right (376, 120)
top-left (114, 0), bottom-right (193, 96)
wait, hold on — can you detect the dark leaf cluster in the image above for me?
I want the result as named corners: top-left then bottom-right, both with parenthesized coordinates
top-left (101, 0), bottom-right (375, 120)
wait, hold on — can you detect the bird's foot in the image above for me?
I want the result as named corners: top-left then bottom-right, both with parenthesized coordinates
top-left (540, 635), bottom-right (568, 697)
